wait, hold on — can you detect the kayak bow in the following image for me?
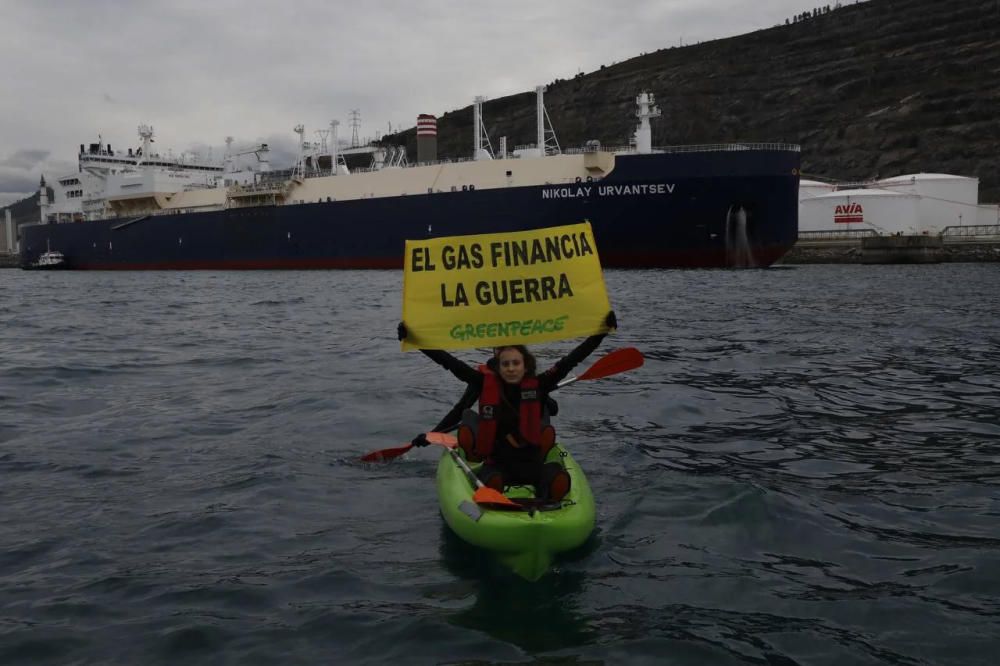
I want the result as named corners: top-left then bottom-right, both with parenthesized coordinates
top-left (436, 444), bottom-right (595, 581)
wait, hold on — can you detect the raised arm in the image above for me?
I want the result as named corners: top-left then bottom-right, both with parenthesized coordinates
top-left (419, 348), bottom-right (482, 385)
top-left (397, 321), bottom-right (481, 384)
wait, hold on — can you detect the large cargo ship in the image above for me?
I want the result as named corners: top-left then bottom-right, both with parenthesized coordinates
top-left (20, 90), bottom-right (800, 269)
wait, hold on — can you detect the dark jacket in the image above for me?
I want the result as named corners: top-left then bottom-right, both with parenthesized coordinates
top-left (423, 334), bottom-right (605, 464)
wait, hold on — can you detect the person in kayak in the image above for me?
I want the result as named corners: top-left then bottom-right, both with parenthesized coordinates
top-left (398, 310), bottom-right (616, 501)
top-left (408, 351), bottom-right (559, 446)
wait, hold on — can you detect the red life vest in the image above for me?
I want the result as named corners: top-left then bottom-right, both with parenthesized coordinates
top-left (465, 367), bottom-right (553, 461)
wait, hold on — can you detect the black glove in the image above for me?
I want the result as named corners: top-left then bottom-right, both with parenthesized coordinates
top-left (605, 310), bottom-right (617, 329)
top-left (411, 433), bottom-right (429, 447)
top-left (397, 321), bottom-right (408, 341)
top-left (545, 396), bottom-right (559, 417)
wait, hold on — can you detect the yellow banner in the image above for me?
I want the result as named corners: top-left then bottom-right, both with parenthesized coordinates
top-left (402, 222), bottom-right (611, 351)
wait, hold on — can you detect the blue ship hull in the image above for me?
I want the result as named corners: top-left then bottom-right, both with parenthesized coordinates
top-left (20, 149), bottom-right (800, 269)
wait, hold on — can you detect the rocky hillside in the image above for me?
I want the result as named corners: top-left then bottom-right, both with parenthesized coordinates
top-left (385, 0), bottom-right (1000, 202)
top-left (2, 189), bottom-right (48, 230)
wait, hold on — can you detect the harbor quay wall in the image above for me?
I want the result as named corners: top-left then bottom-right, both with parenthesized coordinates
top-left (0, 254), bottom-right (19, 268)
top-left (779, 239), bottom-right (1000, 265)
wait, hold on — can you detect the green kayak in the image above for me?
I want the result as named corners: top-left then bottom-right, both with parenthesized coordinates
top-left (436, 444), bottom-right (596, 581)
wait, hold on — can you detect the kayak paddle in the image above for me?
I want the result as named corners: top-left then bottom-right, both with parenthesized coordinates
top-left (360, 347), bottom-right (644, 462)
top-left (556, 346), bottom-right (644, 388)
top-left (448, 447), bottom-right (520, 509)
top-left (360, 431), bottom-right (457, 462)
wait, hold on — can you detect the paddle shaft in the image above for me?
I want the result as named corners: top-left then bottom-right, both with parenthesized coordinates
top-left (556, 374), bottom-right (581, 389)
top-left (449, 447), bottom-right (485, 489)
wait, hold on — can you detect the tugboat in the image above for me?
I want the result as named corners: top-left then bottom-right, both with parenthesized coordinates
top-left (26, 240), bottom-right (68, 270)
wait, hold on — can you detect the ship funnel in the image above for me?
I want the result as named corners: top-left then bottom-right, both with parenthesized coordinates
top-left (416, 114), bottom-right (437, 163)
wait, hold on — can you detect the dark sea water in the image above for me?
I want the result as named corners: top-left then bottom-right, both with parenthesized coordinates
top-left (1, 265), bottom-right (998, 665)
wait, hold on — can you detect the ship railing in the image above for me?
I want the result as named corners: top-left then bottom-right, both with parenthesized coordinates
top-left (293, 155), bottom-right (485, 173)
top-left (563, 145), bottom-right (630, 155)
top-left (561, 142), bottom-right (802, 155)
top-left (654, 142), bottom-right (801, 153)
top-left (411, 157), bottom-right (478, 168)
top-left (228, 182), bottom-right (290, 195)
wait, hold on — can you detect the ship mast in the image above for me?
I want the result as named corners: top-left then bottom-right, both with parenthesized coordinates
top-left (633, 92), bottom-right (661, 154)
top-left (137, 124), bottom-right (154, 167)
top-left (536, 86), bottom-right (560, 156)
top-left (329, 120), bottom-right (340, 175)
top-left (294, 124), bottom-right (305, 179)
top-left (473, 96), bottom-right (493, 161)
top-left (224, 136), bottom-right (234, 172)
top-left (38, 175), bottom-right (48, 223)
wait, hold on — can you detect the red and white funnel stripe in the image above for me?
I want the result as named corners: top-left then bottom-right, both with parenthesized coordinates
top-left (417, 114), bottom-right (437, 137)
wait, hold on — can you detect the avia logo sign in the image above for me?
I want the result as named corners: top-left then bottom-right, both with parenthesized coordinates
top-left (834, 202), bottom-right (864, 224)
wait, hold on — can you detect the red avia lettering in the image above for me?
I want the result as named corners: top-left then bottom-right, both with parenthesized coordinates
top-left (834, 202), bottom-right (864, 224)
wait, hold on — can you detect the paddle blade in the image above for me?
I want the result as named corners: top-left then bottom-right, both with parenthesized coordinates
top-left (472, 486), bottom-right (521, 509)
top-left (577, 347), bottom-right (644, 381)
top-left (361, 431), bottom-right (456, 462)
top-left (426, 432), bottom-right (458, 448)
top-left (360, 443), bottom-right (412, 463)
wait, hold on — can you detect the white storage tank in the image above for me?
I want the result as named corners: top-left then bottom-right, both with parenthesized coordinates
top-left (799, 179), bottom-right (837, 200)
top-left (800, 189), bottom-right (920, 234)
top-left (799, 179), bottom-right (837, 232)
top-left (976, 204), bottom-right (1000, 226)
top-left (875, 173), bottom-right (979, 233)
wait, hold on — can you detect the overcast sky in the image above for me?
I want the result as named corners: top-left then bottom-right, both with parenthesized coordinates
top-left (0, 0), bottom-right (833, 205)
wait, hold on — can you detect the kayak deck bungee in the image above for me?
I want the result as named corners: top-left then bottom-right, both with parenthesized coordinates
top-left (436, 443), bottom-right (596, 581)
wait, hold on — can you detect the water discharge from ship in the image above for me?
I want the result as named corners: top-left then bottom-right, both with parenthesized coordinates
top-left (725, 205), bottom-right (756, 268)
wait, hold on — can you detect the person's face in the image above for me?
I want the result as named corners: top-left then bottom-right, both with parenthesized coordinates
top-left (497, 348), bottom-right (526, 384)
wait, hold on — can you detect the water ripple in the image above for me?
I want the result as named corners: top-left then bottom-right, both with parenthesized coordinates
top-left (0, 266), bottom-right (998, 664)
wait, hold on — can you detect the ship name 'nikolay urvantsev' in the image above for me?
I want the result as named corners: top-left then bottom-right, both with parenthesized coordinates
top-left (541, 183), bottom-right (675, 199)
top-left (20, 87), bottom-right (801, 270)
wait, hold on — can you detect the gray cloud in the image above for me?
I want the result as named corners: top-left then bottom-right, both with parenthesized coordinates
top-left (1, 150), bottom-right (51, 170)
top-left (0, 171), bottom-right (40, 190)
top-left (0, 154), bottom-right (76, 206)
top-left (0, 0), bottom-right (835, 198)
